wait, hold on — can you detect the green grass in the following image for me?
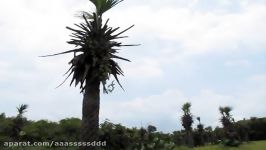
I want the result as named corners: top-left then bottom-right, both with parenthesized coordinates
top-left (174, 140), bottom-right (266, 150)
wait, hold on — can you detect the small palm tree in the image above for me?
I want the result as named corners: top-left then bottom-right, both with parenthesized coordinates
top-left (196, 117), bottom-right (200, 124)
top-left (12, 104), bottom-right (28, 139)
top-left (181, 102), bottom-right (194, 147)
top-left (196, 117), bottom-right (204, 132)
top-left (41, 0), bottom-right (137, 146)
top-left (196, 117), bottom-right (204, 146)
top-left (17, 104), bottom-right (28, 118)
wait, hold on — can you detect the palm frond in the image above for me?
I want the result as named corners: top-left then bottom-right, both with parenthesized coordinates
top-left (75, 11), bottom-right (94, 19)
top-left (41, 0), bottom-right (138, 93)
top-left (39, 49), bottom-right (81, 57)
top-left (90, 0), bottom-right (124, 16)
top-left (16, 104), bottom-right (28, 116)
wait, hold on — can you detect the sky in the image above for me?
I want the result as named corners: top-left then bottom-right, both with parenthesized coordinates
top-left (0, 0), bottom-right (265, 133)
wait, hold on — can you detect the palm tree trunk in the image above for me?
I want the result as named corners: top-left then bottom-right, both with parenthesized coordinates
top-left (80, 80), bottom-right (100, 150)
top-left (187, 131), bottom-right (194, 148)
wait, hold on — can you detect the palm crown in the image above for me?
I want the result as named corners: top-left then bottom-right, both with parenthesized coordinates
top-left (16, 104), bottom-right (28, 117)
top-left (181, 102), bottom-right (193, 131)
top-left (42, 0), bottom-right (136, 93)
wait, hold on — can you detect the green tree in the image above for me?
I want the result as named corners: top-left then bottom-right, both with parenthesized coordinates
top-left (0, 113), bottom-right (13, 142)
top-left (41, 0), bottom-right (136, 147)
top-left (194, 117), bottom-right (205, 146)
top-left (11, 104), bottom-right (28, 140)
top-left (99, 120), bottom-right (130, 150)
top-left (147, 125), bottom-right (157, 134)
top-left (196, 117), bottom-right (204, 132)
top-left (219, 106), bottom-right (240, 146)
top-left (23, 120), bottom-right (59, 142)
top-left (58, 118), bottom-right (81, 141)
top-left (181, 102), bottom-right (194, 147)
top-left (219, 106), bottom-right (233, 135)
top-left (205, 126), bottom-right (215, 144)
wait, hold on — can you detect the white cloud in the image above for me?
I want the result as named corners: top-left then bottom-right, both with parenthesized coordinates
top-left (249, 74), bottom-right (266, 83)
top-left (100, 72), bottom-right (266, 132)
top-left (100, 89), bottom-right (186, 132)
top-left (124, 58), bottom-right (163, 79)
top-left (224, 59), bottom-right (251, 67)
top-left (108, 2), bottom-right (266, 56)
top-left (0, 0), bottom-right (93, 54)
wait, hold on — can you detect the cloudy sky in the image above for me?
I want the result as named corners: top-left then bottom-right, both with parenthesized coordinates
top-left (0, 0), bottom-right (265, 132)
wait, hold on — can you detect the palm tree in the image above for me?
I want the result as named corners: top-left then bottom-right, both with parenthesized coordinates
top-left (41, 0), bottom-right (136, 146)
top-left (196, 117), bottom-right (204, 132)
top-left (219, 106), bottom-right (240, 146)
top-left (196, 117), bottom-right (204, 146)
top-left (17, 104), bottom-right (28, 118)
top-left (12, 104), bottom-right (28, 139)
top-left (181, 103), bottom-right (193, 131)
top-left (219, 106), bottom-right (233, 132)
top-left (181, 102), bottom-right (194, 147)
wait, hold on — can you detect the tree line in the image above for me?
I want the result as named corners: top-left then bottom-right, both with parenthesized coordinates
top-left (0, 103), bottom-right (266, 149)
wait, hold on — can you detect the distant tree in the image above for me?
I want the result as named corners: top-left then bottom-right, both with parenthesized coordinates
top-left (99, 120), bottom-right (133, 150)
top-left (0, 113), bottom-right (5, 119)
top-left (11, 104), bottom-right (28, 140)
top-left (219, 106), bottom-right (240, 146)
top-left (171, 130), bottom-right (185, 146)
top-left (196, 117), bottom-right (204, 133)
top-left (23, 120), bottom-right (59, 142)
top-left (138, 126), bottom-right (175, 150)
top-left (147, 125), bottom-right (157, 134)
top-left (204, 126), bottom-right (216, 144)
top-left (235, 118), bottom-right (249, 142)
top-left (250, 117), bottom-right (266, 140)
top-left (181, 102), bottom-right (194, 147)
top-left (0, 113), bottom-right (13, 142)
top-left (58, 118), bottom-right (81, 141)
top-left (41, 0), bottom-right (136, 148)
top-left (17, 104), bottom-right (28, 117)
top-left (194, 117), bottom-right (205, 146)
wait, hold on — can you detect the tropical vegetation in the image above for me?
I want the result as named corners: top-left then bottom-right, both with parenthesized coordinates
top-left (1, 104), bottom-right (266, 149)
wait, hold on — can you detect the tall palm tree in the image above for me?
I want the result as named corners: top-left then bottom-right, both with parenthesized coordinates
top-left (219, 106), bottom-right (233, 131)
top-left (219, 106), bottom-right (240, 146)
top-left (41, 0), bottom-right (136, 146)
top-left (181, 103), bottom-right (193, 131)
top-left (181, 102), bottom-right (194, 147)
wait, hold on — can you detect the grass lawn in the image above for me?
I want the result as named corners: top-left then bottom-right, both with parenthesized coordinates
top-left (174, 140), bottom-right (266, 150)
